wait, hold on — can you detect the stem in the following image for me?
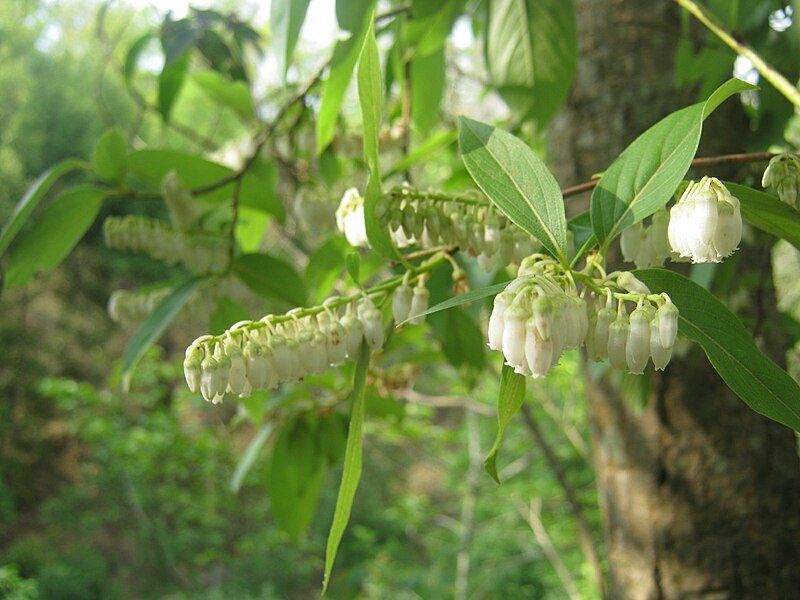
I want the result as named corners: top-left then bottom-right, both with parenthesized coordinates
top-left (227, 177), bottom-right (243, 268)
top-left (454, 411), bottom-right (481, 600)
top-left (673, 0), bottom-right (800, 109)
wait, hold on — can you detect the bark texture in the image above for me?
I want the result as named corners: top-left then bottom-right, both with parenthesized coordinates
top-left (549, 1), bottom-right (800, 598)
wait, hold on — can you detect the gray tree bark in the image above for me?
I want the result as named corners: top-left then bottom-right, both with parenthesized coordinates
top-left (549, 1), bottom-right (800, 598)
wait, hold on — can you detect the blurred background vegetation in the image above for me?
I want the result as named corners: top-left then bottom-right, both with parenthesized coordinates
top-left (0, 1), bottom-right (601, 597)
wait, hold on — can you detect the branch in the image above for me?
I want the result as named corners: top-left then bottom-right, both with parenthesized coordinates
top-left (520, 405), bottom-right (606, 598)
top-left (562, 151), bottom-right (786, 198)
top-left (673, 0), bottom-right (800, 109)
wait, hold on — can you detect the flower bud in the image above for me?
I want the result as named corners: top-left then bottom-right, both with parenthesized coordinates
top-left (341, 306), bottom-right (364, 357)
top-left (617, 272), bottom-right (651, 295)
top-left (225, 341), bottom-right (247, 395)
top-left (621, 222), bottom-right (643, 262)
top-left (592, 306), bottom-right (615, 360)
top-left (200, 355), bottom-right (219, 402)
top-left (358, 299), bottom-right (385, 349)
top-left (183, 344), bottom-right (204, 393)
top-left (762, 154), bottom-right (800, 209)
top-left (626, 307), bottom-right (651, 374)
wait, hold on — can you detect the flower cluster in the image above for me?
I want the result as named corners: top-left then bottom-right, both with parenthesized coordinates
top-left (762, 153), bottom-right (800, 210)
top-left (620, 209), bottom-right (672, 268)
top-left (668, 177), bottom-right (742, 263)
top-left (103, 215), bottom-right (228, 274)
top-left (487, 259), bottom-right (679, 377)
top-left (107, 288), bottom-right (172, 327)
top-left (184, 297), bottom-right (385, 403)
top-left (335, 186), bottom-right (540, 270)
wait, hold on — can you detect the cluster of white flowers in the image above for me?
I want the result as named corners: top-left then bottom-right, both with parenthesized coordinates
top-left (184, 297), bottom-right (385, 403)
top-left (103, 215), bottom-right (228, 274)
top-left (620, 209), bottom-right (672, 268)
top-left (668, 177), bottom-right (742, 263)
top-left (162, 171), bottom-right (203, 231)
top-left (488, 259), bottom-right (679, 377)
top-left (107, 288), bottom-right (172, 327)
top-left (391, 274), bottom-right (430, 325)
top-left (335, 186), bottom-right (540, 270)
top-left (762, 153), bottom-right (800, 210)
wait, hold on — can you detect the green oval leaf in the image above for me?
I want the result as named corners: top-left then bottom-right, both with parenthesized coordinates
top-left (122, 278), bottom-right (199, 389)
top-left (459, 116), bottom-right (568, 262)
top-left (124, 31), bottom-right (155, 83)
top-left (92, 128), bottom-right (127, 184)
top-left (726, 182), bottom-right (800, 251)
top-left (484, 364), bottom-right (526, 483)
top-left (322, 341), bottom-right (369, 594)
top-left (190, 70), bottom-right (254, 119)
top-left (0, 158), bottom-right (88, 257)
top-left (5, 187), bottom-right (107, 289)
top-left (590, 78), bottom-right (755, 246)
top-left (233, 253), bottom-right (307, 306)
top-left (158, 53), bottom-right (188, 121)
top-left (635, 268), bottom-right (800, 432)
top-left (485, 0), bottom-right (577, 127)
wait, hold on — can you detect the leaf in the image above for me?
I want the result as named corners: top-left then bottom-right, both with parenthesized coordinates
top-left (484, 364), bottom-right (526, 483)
top-left (121, 278), bottom-right (199, 388)
top-left (124, 32), bottom-right (155, 83)
top-left (404, 0), bottom-right (462, 58)
top-left (383, 129), bottom-right (457, 179)
top-left (485, 0), bottom-right (577, 126)
top-left (399, 282), bottom-right (510, 324)
top-left (357, 16), bottom-right (397, 261)
top-left (92, 128), bottom-right (127, 184)
top-left (209, 295), bottom-right (250, 335)
top-left (0, 158), bottom-right (87, 257)
top-left (635, 269), bottom-right (800, 431)
top-left (268, 418), bottom-right (326, 541)
top-left (590, 78), bottom-right (755, 246)
top-left (190, 70), bottom-right (254, 119)
top-left (316, 3), bottom-right (375, 153)
top-left (410, 48), bottom-right (445, 135)
top-left (567, 210), bottom-right (595, 255)
top-left (322, 342), bottom-right (369, 594)
top-left (5, 187), bottom-right (107, 289)
top-left (158, 53), bottom-right (188, 121)
top-left (345, 251), bottom-right (361, 286)
top-left (272, 0), bottom-right (312, 78)
top-left (726, 183), bottom-right (800, 251)
top-left (127, 150), bottom-right (284, 220)
top-left (160, 16), bottom-right (197, 66)
top-left (459, 116), bottom-right (568, 262)
top-left (235, 207), bottom-right (270, 252)
top-left (233, 253), bottom-right (307, 306)
top-left (230, 423), bottom-right (274, 493)
top-left (336, 0), bottom-right (374, 32)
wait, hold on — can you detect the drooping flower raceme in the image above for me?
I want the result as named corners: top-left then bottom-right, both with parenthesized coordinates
top-left (104, 215), bottom-right (228, 274)
top-left (762, 153), bottom-right (800, 210)
top-left (620, 209), bottom-right (672, 268)
top-left (184, 296), bottom-right (384, 404)
top-left (490, 259), bottom-right (680, 377)
top-left (667, 177), bottom-right (742, 263)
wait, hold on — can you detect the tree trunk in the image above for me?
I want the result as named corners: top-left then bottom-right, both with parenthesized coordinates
top-left (550, 1), bottom-right (800, 598)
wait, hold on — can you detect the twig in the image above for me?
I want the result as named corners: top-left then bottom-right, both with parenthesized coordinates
top-left (520, 405), bottom-right (606, 598)
top-left (397, 389), bottom-right (495, 417)
top-left (513, 497), bottom-right (582, 600)
top-left (227, 177), bottom-right (244, 267)
top-left (674, 0), bottom-right (800, 108)
top-left (454, 411), bottom-right (482, 600)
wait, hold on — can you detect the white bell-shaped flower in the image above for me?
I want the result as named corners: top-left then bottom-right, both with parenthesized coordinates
top-left (620, 221), bottom-right (643, 263)
top-left (525, 318), bottom-right (554, 378)
top-left (650, 320), bottom-right (673, 371)
top-left (409, 283), bottom-right (430, 325)
top-left (656, 300), bottom-right (679, 348)
top-left (392, 283), bottom-right (413, 324)
top-left (341, 305), bottom-right (364, 357)
top-left (501, 304), bottom-right (528, 371)
top-left (225, 342), bottom-right (248, 395)
top-left (607, 314), bottom-right (629, 371)
top-left (626, 307), bottom-right (651, 374)
top-left (668, 177), bottom-right (742, 263)
top-left (488, 291), bottom-right (511, 351)
top-left (592, 306), bottom-right (615, 361)
top-left (335, 188), bottom-right (369, 248)
top-left (183, 344), bottom-right (204, 393)
top-left (358, 299), bottom-right (385, 349)
top-left (762, 154), bottom-right (800, 209)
